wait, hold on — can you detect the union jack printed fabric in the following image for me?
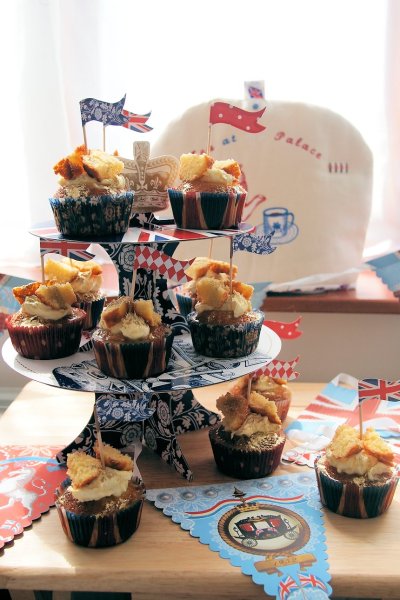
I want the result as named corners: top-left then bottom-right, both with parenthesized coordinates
top-left (39, 239), bottom-right (94, 261)
top-left (359, 378), bottom-right (400, 403)
top-left (232, 231), bottom-right (276, 255)
top-left (133, 246), bottom-right (195, 283)
top-left (253, 357), bottom-right (300, 381)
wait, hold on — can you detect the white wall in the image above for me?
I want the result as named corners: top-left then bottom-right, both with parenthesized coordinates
top-left (272, 311), bottom-right (400, 382)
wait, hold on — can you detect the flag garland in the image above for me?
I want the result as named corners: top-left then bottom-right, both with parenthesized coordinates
top-left (134, 246), bottom-right (195, 283)
top-left (252, 357), bottom-right (300, 381)
top-left (232, 231), bottom-right (276, 255)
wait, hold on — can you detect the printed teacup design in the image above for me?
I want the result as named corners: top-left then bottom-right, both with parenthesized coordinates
top-left (263, 207), bottom-right (298, 243)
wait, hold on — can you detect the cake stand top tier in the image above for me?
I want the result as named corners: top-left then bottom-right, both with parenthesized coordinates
top-left (30, 218), bottom-right (255, 246)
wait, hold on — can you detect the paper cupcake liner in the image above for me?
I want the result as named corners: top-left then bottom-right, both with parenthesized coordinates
top-left (6, 309), bottom-right (86, 360)
top-left (49, 192), bottom-right (134, 238)
top-left (315, 459), bottom-right (399, 518)
top-left (92, 327), bottom-right (174, 379)
top-left (74, 296), bottom-right (106, 331)
top-left (187, 310), bottom-right (263, 358)
top-left (209, 424), bottom-right (285, 479)
top-left (175, 290), bottom-right (195, 318)
top-left (55, 478), bottom-right (145, 547)
top-left (168, 189), bottom-right (246, 230)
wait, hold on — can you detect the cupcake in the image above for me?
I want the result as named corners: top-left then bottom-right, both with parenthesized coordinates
top-left (50, 145), bottom-right (134, 237)
top-left (315, 424), bottom-right (399, 519)
top-left (231, 375), bottom-right (292, 422)
top-left (175, 256), bottom-right (239, 317)
top-left (92, 296), bottom-right (174, 379)
top-left (44, 256), bottom-right (105, 330)
top-left (56, 443), bottom-right (145, 547)
top-left (187, 276), bottom-right (263, 358)
top-left (168, 153), bottom-right (247, 230)
top-left (6, 280), bottom-right (86, 359)
top-left (209, 390), bottom-right (286, 479)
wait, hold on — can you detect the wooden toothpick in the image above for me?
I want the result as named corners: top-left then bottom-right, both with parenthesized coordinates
top-left (208, 239), bottom-right (214, 259)
top-left (246, 376), bottom-right (252, 402)
top-left (130, 268), bottom-right (137, 299)
top-left (93, 403), bottom-right (105, 468)
top-left (229, 236), bottom-right (234, 296)
top-left (359, 402), bottom-right (363, 439)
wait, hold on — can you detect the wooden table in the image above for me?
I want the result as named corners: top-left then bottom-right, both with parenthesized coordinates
top-left (0, 381), bottom-right (399, 600)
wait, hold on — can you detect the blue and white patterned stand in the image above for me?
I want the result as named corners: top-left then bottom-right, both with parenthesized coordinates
top-left (26, 214), bottom-right (279, 480)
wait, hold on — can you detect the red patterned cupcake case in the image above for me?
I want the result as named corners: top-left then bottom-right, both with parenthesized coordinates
top-left (168, 189), bottom-right (246, 230)
top-left (6, 308), bottom-right (86, 360)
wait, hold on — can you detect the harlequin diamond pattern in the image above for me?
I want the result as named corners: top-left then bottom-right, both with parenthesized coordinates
top-left (134, 246), bottom-right (194, 283)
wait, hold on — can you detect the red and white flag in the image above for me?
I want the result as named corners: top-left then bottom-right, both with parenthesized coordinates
top-left (209, 101), bottom-right (266, 133)
top-left (264, 317), bottom-right (303, 340)
top-left (252, 357), bottom-right (300, 381)
top-left (133, 246), bottom-right (195, 283)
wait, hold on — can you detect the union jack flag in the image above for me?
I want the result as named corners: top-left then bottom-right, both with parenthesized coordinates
top-left (359, 379), bottom-right (400, 403)
top-left (134, 246), bottom-right (195, 283)
top-left (122, 109), bottom-right (153, 133)
top-left (252, 357), bottom-right (300, 381)
top-left (248, 85), bottom-right (264, 99)
top-left (278, 575), bottom-right (298, 600)
top-left (298, 573), bottom-right (327, 591)
top-left (40, 239), bottom-right (94, 260)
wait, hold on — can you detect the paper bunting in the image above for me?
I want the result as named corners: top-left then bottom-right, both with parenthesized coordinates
top-left (209, 101), bottom-right (266, 133)
top-left (253, 357), bottom-right (300, 381)
top-left (232, 231), bottom-right (276, 255)
top-left (0, 446), bottom-right (66, 549)
top-left (366, 251), bottom-right (400, 296)
top-left (147, 472), bottom-right (332, 599)
top-left (264, 317), bottom-right (303, 340)
top-left (39, 239), bottom-right (94, 261)
top-left (134, 246), bottom-right (195, 283)
top-left (359, 378), bottom-right (400, 403)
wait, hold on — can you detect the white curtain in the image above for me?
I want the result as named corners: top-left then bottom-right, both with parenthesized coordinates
top-left (0, 0), bottom-right (398, 269)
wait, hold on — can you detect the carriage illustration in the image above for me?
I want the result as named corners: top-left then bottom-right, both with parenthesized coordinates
top-left (233, 513), bottom-right (299, 547)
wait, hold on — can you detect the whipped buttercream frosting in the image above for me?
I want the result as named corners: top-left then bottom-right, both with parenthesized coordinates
top-left (70, 468), bottom-right (132, 502)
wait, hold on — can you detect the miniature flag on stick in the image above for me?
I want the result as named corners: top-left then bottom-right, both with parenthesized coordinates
top-left (122, 109), bottom-right (153, 133)
top-left (133, 246), bottom-right (195, 284)
top-left (232, 231), bottom-right (276, 255)
top-left (359, 379), bottom-right (400, 403)
top-left (252, 357), bottom-right (300, 381)
top-left (207, 101), bottom-right (266, 154)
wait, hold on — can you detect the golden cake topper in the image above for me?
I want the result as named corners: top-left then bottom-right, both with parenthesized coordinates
top-left (121, 141), bottom-right (179, 214)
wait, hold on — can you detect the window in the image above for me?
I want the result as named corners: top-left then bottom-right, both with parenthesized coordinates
top-left (0, 0), bottom-right (397, 268)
